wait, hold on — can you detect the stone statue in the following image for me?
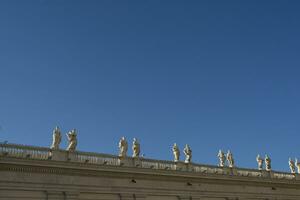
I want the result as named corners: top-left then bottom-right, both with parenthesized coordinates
top-left (217, 150), bottom-right (226, 167)
top-left (226, 150), bottom-right (234, 168)
top-left (66, 129), bottom-right (77, 152)
top-left (289, 158), bottom-right (296, 174)
top-left (132, 138), bottom-right (140, 158)
top-left (256, 154), bottom-right (264, 170)
top-left (172, 143), bottom-right (180, 162)
top-left (183, 144), bottom-right (192, 163)
top-left (118, 137), bottom-right (128, 158)
top-left (296, 158), bottom-right (300, 174)
top-left (50, 126), bottom-right (61, 150)
top-left (265, 155), bottom-right (271, 171)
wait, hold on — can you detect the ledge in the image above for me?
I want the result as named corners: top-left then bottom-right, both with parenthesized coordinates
top-left (0, 143), bottom-right (298, 183)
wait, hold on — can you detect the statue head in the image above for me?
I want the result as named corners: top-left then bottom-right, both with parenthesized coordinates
top-left (133, 138), bottom-right (139, 146)
top-left (68, 129), bottom-right (77, 138)
top-left (265, 154), bottom-right (271, 162)
top-left (173, 143), bottom-right (179, 152)
top-left (218, 150), bottom-right (223, 156)
top-left (53, 126), bottom-right (61, 135)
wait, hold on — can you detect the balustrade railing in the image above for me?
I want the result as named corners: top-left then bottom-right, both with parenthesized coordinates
top-left (74, 151), bottom-right (120, 166)
top-left (0, 143), bottom-right (50, 160)
top-left (0, 143), bottom-right (297, 181)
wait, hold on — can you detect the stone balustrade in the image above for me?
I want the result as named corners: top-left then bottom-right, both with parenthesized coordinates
top-left (0, 143), bottom-right (298, 181)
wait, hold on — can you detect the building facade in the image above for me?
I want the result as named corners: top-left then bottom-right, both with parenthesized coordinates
top-left (1, 143), bottom-right (300, 200)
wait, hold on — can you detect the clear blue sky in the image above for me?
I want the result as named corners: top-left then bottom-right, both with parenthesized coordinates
top-left (0, 1), bottom-right (300, 172)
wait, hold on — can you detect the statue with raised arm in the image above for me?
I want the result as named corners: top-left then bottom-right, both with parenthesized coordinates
top-left (183, 144), bottom-right (192, 163)
top-left (256, 154), bottom-right (264, 170)
top-left (66, 129), bottom-right (77, 152)
top-left (265, 154), bottom-right (271, 171)
top-left (289, 158), bottom-right (296, 174)
top-left (296, 158), bottom-right (300, 174)
top-left (132, 138), bottom-right (140, 158)
top-left (118, 137), bottom-right (128, 158)
top-left (226, 150), bottom-right (234, 168)
top-left (50, 126), bottom-right (61, 150)
top-left (217, 150), bottom-right (225, 167)
top-left (172, 143), bottom-right (180, 162)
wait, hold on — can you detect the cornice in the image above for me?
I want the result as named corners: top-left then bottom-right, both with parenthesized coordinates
top-left (1, 157), bottom-right (300, 189)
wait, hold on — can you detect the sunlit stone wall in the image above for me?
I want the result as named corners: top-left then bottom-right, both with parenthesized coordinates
top-left (1, 143), bottom-right (300, 200)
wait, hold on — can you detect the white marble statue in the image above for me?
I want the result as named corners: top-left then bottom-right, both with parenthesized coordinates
top-left (296, 158), bottom-right (300, 174)
top-left (172, 143), bottom-right (180, 162)
top-left (132, 138), bottom-right (140, 158)
top-left (256, 154), bottom-right (264, 170)
top-left (50, 126), bottom-right (61, 150)
top-left (226, 150), bottom-right (234, 168)
top-left (265, 155), bottom-right (271, 171)
top-left (289, 158), bottom-right (296, 174)
top-left (183, 144), bottom-right (192, 163)
top-left (66, 129), bottom-right (77, 152)
top-left (118, 137), bottom-right (128, 157)
top-left (217, 150), bottom-right (226, 167)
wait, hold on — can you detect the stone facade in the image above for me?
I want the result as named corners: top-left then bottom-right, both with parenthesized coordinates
top-left (1, 143), bottom-right (300, 200)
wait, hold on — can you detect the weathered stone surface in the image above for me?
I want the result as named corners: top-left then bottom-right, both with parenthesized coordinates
top-left (1, 143), bottom-right (300, 200)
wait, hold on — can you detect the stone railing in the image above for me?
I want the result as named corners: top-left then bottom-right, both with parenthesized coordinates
top-left (0, 143), bottom-right (298, 181)
top-left (0, 143), bottom-right (51, 160)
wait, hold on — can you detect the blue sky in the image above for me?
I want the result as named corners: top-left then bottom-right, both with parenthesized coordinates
top-left (0, 1), bottom-right (300, 172)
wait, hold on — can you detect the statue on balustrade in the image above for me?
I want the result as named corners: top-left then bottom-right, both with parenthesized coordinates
top-left (217, 150), bottom-right (225, 167)
top-left (183, 144), bottom-right (192, 163)
top-left (50, 126), bottom-right (61, 150)
top-left (118, 137), bottom-right (128, 158)
top-left (172, 143), bottom-right (180, 162)
top-left (226, 150), bottom-right (234, 168)
top-left (265, 154), bottom-right (271, 171)
top-left (289, 158), bottom-right (296, 174)
top-left (296, 158), bottom-right (300, 174)
top-left (132, 138), bottom-right (140, 158)
top-left (256, 154), bottom-right (264, 170)
top-left (66, 129), bottom-right (77, 152)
